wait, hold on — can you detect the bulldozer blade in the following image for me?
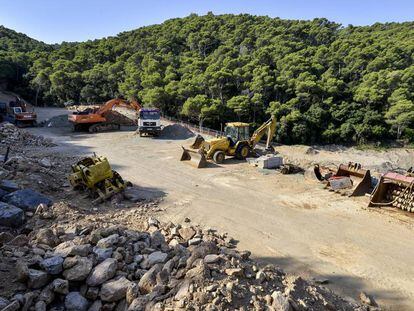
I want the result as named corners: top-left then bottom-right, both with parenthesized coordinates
top-left (180, 147), bottom-right (207, 168)
top-left (334, 162), bottom-right (372, 197)
top-left (190, 134), bottom-right (205, 149)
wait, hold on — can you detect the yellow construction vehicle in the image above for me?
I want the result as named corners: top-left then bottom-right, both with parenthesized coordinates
top-left (68, 155), bottom-right (130, 204)
top-left (181, 116), bottom-right (276, 168)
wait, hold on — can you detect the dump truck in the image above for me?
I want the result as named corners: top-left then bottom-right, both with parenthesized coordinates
top-left (68, 155), bottom-right (130, 204)
top-left (0, 92), bottom-right (37, 126)
top-left (307, 162), bottom-right (372, 197)
top-left (137, 108), bottom-right (162, 137)
top-left (180, 116), bottom-right (276, 168)
top-left (68, 98), bottom-right (141, 132)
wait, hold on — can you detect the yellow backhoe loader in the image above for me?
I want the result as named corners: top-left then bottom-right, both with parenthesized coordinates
top-left (180, 116), bottom-right (276, 168)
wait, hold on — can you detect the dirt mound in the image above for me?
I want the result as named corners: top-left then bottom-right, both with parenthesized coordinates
top-left (105, 111), bottom-right (136, 126)
top-left (0, 122), bottom-right (55, 147)
top-left (160, 124), bottom-right (195, 139)
top-left (43, 114), bottom-right (71, 128)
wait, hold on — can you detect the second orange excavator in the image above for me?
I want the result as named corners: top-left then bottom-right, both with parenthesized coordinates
top-left (68, 98), bottom-right (141, 133)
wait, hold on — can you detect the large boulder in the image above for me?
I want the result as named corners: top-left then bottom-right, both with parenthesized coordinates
top-left (0, 202), bottom-right (24, 227)
top-left (0, 180), bottom-right (19, 192)
top-left (40, 256), bottom-right (64, 275)
top-left (138, 264), bottom-right (163, 294)
top-left (36, 228), bottom-right (59, 247)
top-left (100, 277), bottom-right (133, 302)
top-left (65, 292), bottom-right (88, 311)
top-left (87, 258), bottom-right (117, 286)
top-left (0, 188), bottom-right (8, 199)
top-left (27, 269), bottom-right (49, 289)
top-left (3, 189), bottom-right (52, 211)
top-left (63, 257), bottom-right (93, 281)
top-left (96, 234), bottom-right (119, 248)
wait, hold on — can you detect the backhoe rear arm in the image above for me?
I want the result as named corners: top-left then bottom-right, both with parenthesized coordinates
top-left (249, 115), bottom-right (276, 149)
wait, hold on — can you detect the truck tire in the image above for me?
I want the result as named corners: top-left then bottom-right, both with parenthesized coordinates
top-left (236, 144), bottom-right (250, 160)
top-left (213, 150), bottom-right (225, 164)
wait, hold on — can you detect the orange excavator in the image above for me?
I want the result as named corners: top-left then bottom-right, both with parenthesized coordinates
top-left (68, 98), bottom-right (141, 133)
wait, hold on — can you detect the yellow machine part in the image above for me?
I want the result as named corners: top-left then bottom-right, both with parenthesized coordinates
top-left (68, 155), bottom-right (129, 203)
top-left (180, 147), bottom-right (208, 168)
top-left (69, 156), bottom-right (113, 189)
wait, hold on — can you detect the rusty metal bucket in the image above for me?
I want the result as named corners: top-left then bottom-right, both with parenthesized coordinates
top-left (369, 172), bottom-right (414, 212)
top-left (305, 164), bottom-right (334, 181)
top-left (180, 146), bottom-right (207, 168)
top-left (333, 162), bottom-right (372, 197)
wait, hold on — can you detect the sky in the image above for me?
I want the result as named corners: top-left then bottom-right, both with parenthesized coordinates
top-left (0, 0), bottom-right (413, 44)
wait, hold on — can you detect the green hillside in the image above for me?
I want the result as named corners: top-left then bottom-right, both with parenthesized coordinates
top-left (1, 14), bottom-right (413, 144)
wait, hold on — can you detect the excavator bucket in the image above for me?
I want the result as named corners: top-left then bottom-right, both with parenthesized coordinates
top-left (180, 146), bottom-right (207, 168)
top-left (369, 172), bottom-right (414, 212)
top-left (309, 162), bottom-right (372, 197)
top-left (190, 134), bottom-right (205, 149)
top-left (333, 162), bottom-right (372, 197)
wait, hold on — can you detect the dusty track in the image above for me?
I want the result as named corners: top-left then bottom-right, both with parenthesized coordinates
top-left (28, 108), bottom-right (414, 310)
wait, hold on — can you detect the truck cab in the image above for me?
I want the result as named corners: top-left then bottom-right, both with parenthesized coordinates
top-left (138, 108), bottom-right (161, 136)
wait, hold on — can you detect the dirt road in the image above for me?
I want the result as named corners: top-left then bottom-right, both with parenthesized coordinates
top-left (29, 109), bottom-right (414, 310)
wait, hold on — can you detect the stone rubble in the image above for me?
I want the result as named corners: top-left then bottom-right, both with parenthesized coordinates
top-left (0, 123), bottom-right (55, 147)
top-left (0, 217), bottom-right (370, 311)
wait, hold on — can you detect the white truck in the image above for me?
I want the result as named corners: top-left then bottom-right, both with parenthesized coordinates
top-left (137, 108), bottom-right (161, 137)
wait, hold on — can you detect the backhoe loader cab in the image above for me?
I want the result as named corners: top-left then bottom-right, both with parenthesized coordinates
top-left (224, 122), bottom-right (250, 144)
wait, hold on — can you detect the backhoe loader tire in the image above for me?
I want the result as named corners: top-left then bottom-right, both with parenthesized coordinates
top-left (236, 144), bottom-right (250, 160)
top-left (213, 151), bottom-right (225, 164)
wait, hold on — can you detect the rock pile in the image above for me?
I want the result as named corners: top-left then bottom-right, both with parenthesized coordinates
top-left (0, 218), bottom-right (366, 311)
top-left (0, 178), bottom-right (52, 229)
top-left (160, 124), bottom-right (195, 140)
top-left (0, 123), bottom-right (55, 147)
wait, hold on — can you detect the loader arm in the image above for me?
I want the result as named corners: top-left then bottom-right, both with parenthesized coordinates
top-left (249, 115), bottom-right (276, 149)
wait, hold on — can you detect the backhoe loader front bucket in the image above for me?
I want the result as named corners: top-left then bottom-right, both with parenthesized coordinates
top-left (332, 162), bottom-right (372, 197)
top-left (369, 172), bottom-right (414, 212)
top-left (190, 134), bottom-right (205, 149)
top-left (180, 146), bottom-right (207, 168)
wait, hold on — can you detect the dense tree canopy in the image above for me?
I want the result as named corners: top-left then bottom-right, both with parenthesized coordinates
top-left (1, 14), bottom-right (413, 144)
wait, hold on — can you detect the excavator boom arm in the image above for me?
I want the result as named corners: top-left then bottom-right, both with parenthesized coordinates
top-left (249, 116), bottom-right (276, 149)
top-left (96, 98), bottom-right (142, 116)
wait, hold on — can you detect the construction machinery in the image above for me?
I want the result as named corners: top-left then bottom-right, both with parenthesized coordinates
top-left (137, 108), bottom-right (162, 137)
top-left (68, 98), bottom-right (141, 132)
top-left (181, 116), bottom-right (276, 168)
top-left (308, 162), bottom-right (372, 197)
top-left (369, 172), bottom-right (414, 212)
top-left (0, 92), bottom-right (37, 126)
top-left (68, 155), bottom-right (130, 204)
